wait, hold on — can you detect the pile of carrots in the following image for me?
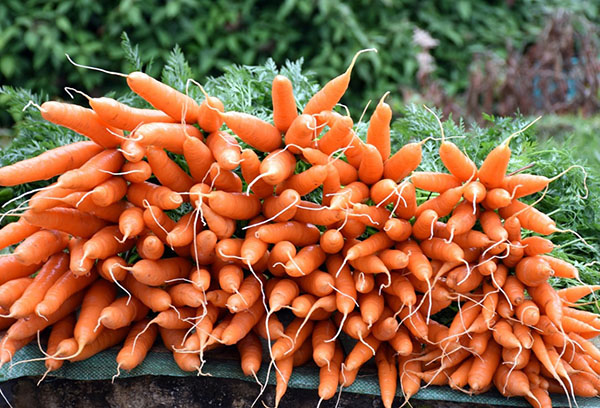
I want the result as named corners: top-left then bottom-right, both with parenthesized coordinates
top-left (0, 49), bottom-right (598, 408)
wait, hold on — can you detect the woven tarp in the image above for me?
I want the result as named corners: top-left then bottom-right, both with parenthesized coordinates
top-left (0, 344), bottom-right (596, 407)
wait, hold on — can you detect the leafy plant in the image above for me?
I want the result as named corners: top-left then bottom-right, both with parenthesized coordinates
top-left (1, 0), bottom-right (597, 126)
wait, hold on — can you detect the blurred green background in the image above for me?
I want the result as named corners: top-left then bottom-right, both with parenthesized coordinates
top-left (0, 0), bottom-right (599, 164)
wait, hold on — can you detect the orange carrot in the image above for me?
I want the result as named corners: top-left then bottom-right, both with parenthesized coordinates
top-left (35, 267), bottom-right (98, 317)
top-left (284, 114), bottom-right (315, 153)
top-left (303, 49), bottom-right (374, 115)
top-left (272, 75), bottom-right (298, 133)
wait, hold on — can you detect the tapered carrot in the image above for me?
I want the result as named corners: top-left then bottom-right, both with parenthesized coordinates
top-left (302, 147), bottom-right (358, 185)
top-left (146, 146), bottom-right (195, 193)
top-left (36, 267), bottom-right (98, 318)
top-left (221, 300), bottom-right (265, 345)
top-left (375, 343), bottom-right (397, 408)
top-left (39, 101), bottom-right (122, 147)
top-left (197, 91), bottom-right (224, 133)
top-left (23, 207), bottom-right (107, 238)
top-left (358, 144), bottom-right (384, 185)
top-left (183, 135), bottom-right (214, 182)
top-left (415, 185), bottom-right (464, 218)
top-left (499, 200), bottom-right (556, 235)
top-left (122, 275), bottom-right (172, 312)
top-left (217, 110), bottom-right (282, 152)
top-left (240, 149), bottom-right (273, 198)
top-left (56, 149), bottom-right (124, 190)
top-left (206, 131), bottom-right (241, 171)
top-left (0, 278), bottom-right (32, 310)
top-left (7, 290), bottom-right (84, 341)
top-left (127, 257), bottom-right (191, 287)
top-left (9, 253), bottom-right (69, 318)
top-left (383, 142), bottom-right (423, 182)
top-left (128, 181), bottom-right (182, 210)
top-left (303, 49), bottom-right (375, 115)
top-left (98, 296), bottom-right (149, 330)
top-left (317, 115), bottom-right (354, 155)
top-left (275, 164), bottom-right (328, 196)
top-left (468, 340), bottom-right (501, 391)
top-left (237, 331), bottom-right (263, 381)
top-left (116, 318), bottom-right (158, 372)
top-left (463, 181), bottom-right (487, 203)
top-left (82, 225), bottom-right (134, 261)
top-left (515, 256), bottom-right (552, 287)
top-left (256, 221), bottom-right (320, 246)
top-left (284, 114), bottom-right (315, 153)
top-left (557, 285), bottom-right (600, 303)
top-left (272, 75), bottom-right (298, 133)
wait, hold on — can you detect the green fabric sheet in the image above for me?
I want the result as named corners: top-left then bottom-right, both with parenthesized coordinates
top-left (0, 344), bottom-right (595, 407)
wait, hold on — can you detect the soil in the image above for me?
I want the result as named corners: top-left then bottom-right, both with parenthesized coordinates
top-left (2, 375), bottom-right (492, 408)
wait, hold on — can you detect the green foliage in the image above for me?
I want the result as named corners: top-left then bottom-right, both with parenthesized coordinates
top-left (2, 0), bottom-right (597, 126)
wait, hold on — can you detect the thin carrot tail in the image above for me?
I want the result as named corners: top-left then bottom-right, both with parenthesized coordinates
top-left (111, 363), bottom-right (122, 384)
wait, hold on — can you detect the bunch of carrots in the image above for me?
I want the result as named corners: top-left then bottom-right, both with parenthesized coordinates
top-left (0, 48), bottom-right (597, 408)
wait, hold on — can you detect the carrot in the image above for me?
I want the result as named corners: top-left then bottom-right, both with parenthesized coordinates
top-left (302, 147), bottom-right (358, 185)
top-left (256, 221), bottom-right (320, 246)
top-left (226, 274), bottom-right (264, 313)
top-left (158, 327), bottom-right (200, 371)
top-left (411, 172), bottom-right (462, 193)
top-left (206, 131), bottom-right (241, 171)
top-left (383, 142), bottom-right (423, 182)
top-left (0, 141), bottom-right (102, 187)
top-left (89, 177), bottom-right (128, 208)
top-left (239, 149), bottom-right (273, 198)
top-left (383, 218), bottom-right (412, 242)
top-left (169, 283), bottom-right (204, 308)
top-left (146, 146), bottom-right (195, 193)
top-left (319, 229), bottom-right (344, 254)
top-left (71, 280), bottom-right (117, 352)
top-left (136, 233), bottom-right (164, 261)
top-left (63, 191), bottom-right (131, 223)
top-left (0, 335), bottom-right (35, 366)
top-left (275, 164), bottom-right (328, 196)
top-left (415, 185), bottom-right (464, 218)
top-left (272, 75), bottom-right (298, 133)
top-left (98, 296), bottom-right (149, 330)
top-left (134, 123), bottom-right (200, 154)
top-left (56, 149), bottom-right (124, 190)
top-left (28, 184), bottom-right (75, 212)
top-left (43, 314), bottom-right (76, 375)
top-left (0, 256), bottom-right (41, 285)
top-left (463, 181), bottom-right (487, 204)
top-left (538, 255), bottom-right (577, 279)
top-left (515, 256), bottom-right (552, 287)
top-left (515, 300), bottom-right (541, 326)
top-left (420, 237), bottom-right (464, 263)
top-left (197, 204), bottom-right (236, 240)
top-left (468, 340), bottom-right (501, 391)
top-left (499, 200), bottom-right (557, 235)
top-left (35, 267), bottom-right (98, 318)
top-left (205, 191), bottom-right (261, 221)
top-left (88, 95), bottom-right (176, 129)
top-left (274, 353), bottom-right (294, 408)
top-left (365, 92), bottom-right (392, 160)
top-left (7, 290), bottom-right (84, 341)
top-left (284, 114), bottom-right (316, 153)
top-left (398, 240), bottom-right (433, 282)
top-left (0, 278), bottom-right (32, 310)
top-left (303, 49), bottom-right (374, 115)
top-left (183, 135), bottom-right (214, 182)
top-left (207, 165), bottom-right (243, 192)
top-left (357, 144), bottom-right (385, 185)
top-left (557, 285), bottom-right (600, 303)
top-left (483, 188), bottom-right (512, 210)
top-left (39, 101), bottom-right (122, 147)
top-left (439, 142), bottom-right (477, 183)
top-left (116, 318), bottom-right (158, 372)
top-left (9, 253), bottom-right (69, 318)
top-left (520, 237), bottom-right (554, 257)
top-left (221, 300), bottom-right (265, 346)
top-left (504, 275), bottom-right (525, 306)
top-left (128, 257), bottom-right (191, 287)
top-left (317, 115), bottom-right (354, 155)
top-left (480, 210), bottom-right (508, 242)
top-left (196, 91), bottom-right (224, 134)
top-left (237, 331), bottom-right (263, 380)
top-left (22, 207), bottom-right (107, 238)
top-left (217, 110), bottom-right (282, 152)
top-left (122, 275), bottom-right (171, 312)
top-left (375, 343), bottom-right (397, 408)
top-left (317, 344), bottom-right (343, 401)
top-left (128, 181), bottom-right (183, 210)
